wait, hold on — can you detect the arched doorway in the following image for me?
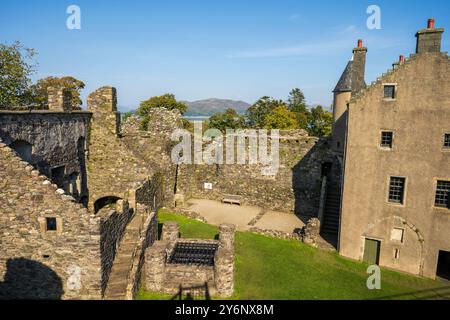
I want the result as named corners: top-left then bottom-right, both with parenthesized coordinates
top-left (94, 196), bottom-right (122, 214)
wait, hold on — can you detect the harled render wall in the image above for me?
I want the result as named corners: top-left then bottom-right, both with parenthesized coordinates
top-left (340, 52), bottom-right (450, 278)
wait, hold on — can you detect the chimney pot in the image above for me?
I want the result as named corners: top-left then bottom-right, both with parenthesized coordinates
top-left (399, 55), bottom-right (405, 63)
top-left (428, 18), bottom-right (435, 29)
top-left (358, 39), bottom-right (363, 48)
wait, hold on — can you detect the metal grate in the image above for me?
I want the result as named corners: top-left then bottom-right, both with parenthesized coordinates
top-left (381, 131), bottom-right (393, 148)
top-left (435, 181), bottom-right (450, 208)
top-left (444, 134), bottom-right (450, 148)
top-left (389, 177), bottom-right (406, 204)
top-left (169, 242), bottom-right (218, 266)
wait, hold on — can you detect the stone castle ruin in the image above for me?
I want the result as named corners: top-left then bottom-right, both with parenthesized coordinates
top-left (0, 19), bottom-right (448, 300)
top-left (0, 83), bottom-right (336, 299)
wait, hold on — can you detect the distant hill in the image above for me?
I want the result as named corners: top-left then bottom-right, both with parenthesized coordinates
top-left (183, 98), bottom-right (251, 116)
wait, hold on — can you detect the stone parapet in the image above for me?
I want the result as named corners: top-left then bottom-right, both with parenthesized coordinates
top-left (144, 241), bottom-right (168, 292)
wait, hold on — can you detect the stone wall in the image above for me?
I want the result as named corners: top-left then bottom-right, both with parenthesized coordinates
top-left (0, 111), bottom-right (91, 202)
top-left (144, 222), bottom-right (235, 298)
top-left (177, 131), bottom-right (335, 216)
top-left (0, 140), bottom-right (102, 299)
top-left (86, 87), bottom-right (154, 212)
top-left (126, 209), bottom-right (159, 299)
top-left (121, 107), bottom-right (183, 208)
top-left (97, 200), bottom-right (134, 295)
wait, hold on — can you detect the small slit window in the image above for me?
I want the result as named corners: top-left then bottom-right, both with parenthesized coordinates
top-left (384, 85), bottom-right (396, 99)
top-left (389, 177), bottom-right (406, 204)
top-left (394, 249), bottom-right (400, 260)
top-left (46, 217), bottom-right (57, 231)
top-left (435, 180), bottom-right (450, 208)
top-left (444, 134), bottom-right (450, 148)
top-left (381, 131), bottom-right (393, 148)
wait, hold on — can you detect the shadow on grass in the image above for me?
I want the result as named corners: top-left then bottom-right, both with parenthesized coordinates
top-left (170, 282), bottom-right (212, 301)
top-left (370, 285), bottom-right (450, 300)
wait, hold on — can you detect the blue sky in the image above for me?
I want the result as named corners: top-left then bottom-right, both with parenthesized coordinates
top-left (1, 0), bottom-right (449, 111)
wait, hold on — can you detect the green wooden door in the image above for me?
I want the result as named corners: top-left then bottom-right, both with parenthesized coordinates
top-left (363, 239), bottom-right (381, 265)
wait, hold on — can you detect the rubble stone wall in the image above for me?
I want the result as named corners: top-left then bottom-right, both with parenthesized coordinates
top-left (0, 141), bottom-right (102, 299)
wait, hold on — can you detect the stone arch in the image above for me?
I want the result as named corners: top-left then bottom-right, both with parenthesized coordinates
top-left (94, 196), bottom-right (122, 214)
top-left (363, 215), bottom-right (424, 275)
top-left (9, 140), bottom-right (33, 163)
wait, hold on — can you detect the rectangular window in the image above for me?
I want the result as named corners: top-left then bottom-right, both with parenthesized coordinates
top-left (46, 217), bottom-right (57, 231)
top-left (384, 85), bottom-right (396, 99)
top-left (381, 131), bottom-right (393, 148)
top-left (435, 181), bottom-right (450, 208)
top-left (389, 177), bottom-right (406, 204)
top-left (444, 134), bottom-right (450, 148)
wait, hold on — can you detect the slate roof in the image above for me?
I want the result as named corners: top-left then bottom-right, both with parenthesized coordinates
top-left (333, 60), bottom-right (367, 93)
top-left (333, 61), bottom-right (353, 93)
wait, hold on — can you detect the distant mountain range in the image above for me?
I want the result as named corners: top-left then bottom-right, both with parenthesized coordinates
top-left (183, 98), bottom-right (251, 116)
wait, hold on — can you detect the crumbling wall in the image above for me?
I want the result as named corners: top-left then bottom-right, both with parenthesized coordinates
top-left (0, 111), bottom-right (91, 201)
top-left (97, 200), bottom-right (135, 295)
top-left (0, 141), bottom-right (102, 299)
top-left (121, 107), bottom-right (183, 207)
top-left (177, 131), bottom-right (335, 216)
top-left (144, 222), bottom-right (235, 298)
top-left (86, 87), bottom-right (153, 211)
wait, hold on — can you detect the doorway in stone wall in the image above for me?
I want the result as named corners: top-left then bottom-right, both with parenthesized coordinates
top-left (50, 165), bottom-right (66, 190)
top-left (363, 238), bottom-right (381, 265)
top-left (436, 250), bottom-right (450, 281)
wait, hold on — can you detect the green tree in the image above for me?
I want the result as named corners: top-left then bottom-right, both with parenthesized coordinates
top-left (0, 42), bottom-right (37, 108)
top-left (209, 108), bottom-right (246, 133)
top-left (263, 106), bottom-right (298, 130)
top-left (137, 93), bottom-right (187, 130)
top-left (29, 76), bottom-right (85, 109)
top-left (246, 96), bottom-right (286, 128)
top-left (287, 88), bottom-right (310, 130)
top-left (122, 111), bottom-right (133, 123)
top-left (307, 106), bottom-right (333, 137)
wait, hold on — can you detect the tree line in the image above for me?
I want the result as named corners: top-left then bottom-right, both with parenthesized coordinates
top-left (1, 42), bottom-right (332, 137)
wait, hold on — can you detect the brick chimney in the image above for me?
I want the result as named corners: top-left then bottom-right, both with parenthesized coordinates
top-left (351, 39), bottom-right (367, 95)
top-left (48, 87), bottom-right (72, 112)
top-left (416, 18), bottom-right (444, 54)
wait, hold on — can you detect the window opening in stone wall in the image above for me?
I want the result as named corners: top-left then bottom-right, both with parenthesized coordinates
top-left (46, 217), bottom-right (57, 231)
top-left (388, 177), bottom-right (406, 204)
top-left (435, 180), bottom-right (450, 208)
top-left (381, 131), bottom-right (393, 148)
top-left (384, 85), bottom-right (396, 99)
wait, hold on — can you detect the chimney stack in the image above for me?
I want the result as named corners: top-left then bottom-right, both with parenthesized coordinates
top-left (416, 18), bottom-right (444, 54)
top-left (48, 87), bottom-right (72, 112)
top-left (351, 39), bottom-right (367, 95)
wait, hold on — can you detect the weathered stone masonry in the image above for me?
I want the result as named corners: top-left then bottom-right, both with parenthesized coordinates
top-left (145, 222), bottom-right (236, 298)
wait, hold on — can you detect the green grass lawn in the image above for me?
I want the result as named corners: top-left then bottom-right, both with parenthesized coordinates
top-left (137, 209), bottom-right (449, 300)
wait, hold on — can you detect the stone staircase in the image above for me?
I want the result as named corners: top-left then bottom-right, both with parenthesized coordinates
top-left (104, 212), bottom-right (143, 300)
top-left (321, 184), bottom-right (341, 236)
